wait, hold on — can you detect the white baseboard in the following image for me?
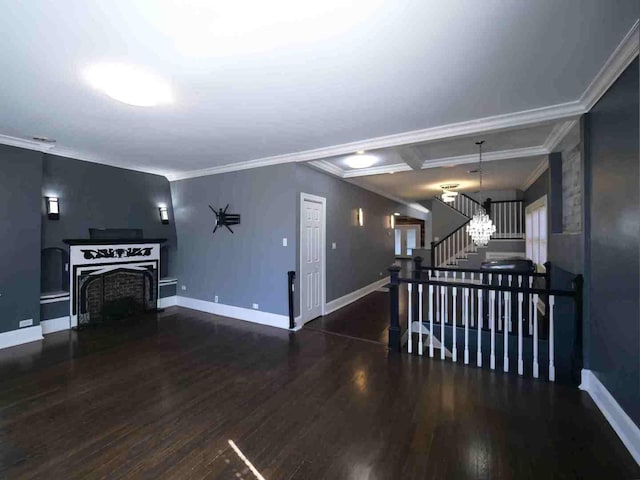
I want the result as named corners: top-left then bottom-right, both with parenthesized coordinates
top-left (325, 277), bottom-right (390, 315)
top-left (158, 296), bottom-right (177, 308)
top-left (580, 369), bottom-right (640, 465)
top-left (176, 296), bottom-right (289, 330)
top-left (0, 325), bottom-right (43, 349)
top-left (41, 316), bottom-right (71, 334)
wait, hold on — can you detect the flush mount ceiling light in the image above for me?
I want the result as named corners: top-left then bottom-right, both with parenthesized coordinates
top-left (345, 154), bottom-right (377, 169)
top-left (466, 141), bottom-right (496, 246)
top-left (84, 63), bottom-right (173, 107)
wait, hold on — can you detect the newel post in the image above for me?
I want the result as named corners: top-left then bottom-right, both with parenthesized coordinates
top-left (388, 265), bottom-right (402, 352)
top-left (412, 256), bottom-right (422, 323)
top-left (430, 241), bottom-right (436, 267)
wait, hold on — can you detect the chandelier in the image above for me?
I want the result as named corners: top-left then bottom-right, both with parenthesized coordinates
top-left (466, 141), bottom-right (496, 246)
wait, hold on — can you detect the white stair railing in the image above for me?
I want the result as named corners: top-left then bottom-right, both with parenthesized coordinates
top-left (398, 268), bottom-right (579, 382)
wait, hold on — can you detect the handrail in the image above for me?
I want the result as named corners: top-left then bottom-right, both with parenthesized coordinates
top-left (431, 219), bottom-right (471, 249)
top-left (417, 263), bottom-right (547, 278)
top-left (396, 277), bottom-right (576, 297)
top-left (460, 193), bottom-right (480, 205)
top-left (489, 199), bottom-right (524, 204)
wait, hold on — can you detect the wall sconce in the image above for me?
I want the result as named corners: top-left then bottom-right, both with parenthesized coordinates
top-left (159, 206), bottom-right (169, 224)
top-left (357, 208), bottom-right (364, 227)
top-left (390, 214), bottom-right (395, 229)
top-left (46, 197), bottom-right (59, 220)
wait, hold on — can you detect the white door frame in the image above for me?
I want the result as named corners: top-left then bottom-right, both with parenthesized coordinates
top-left (299, 193), bottom-right (327, 326)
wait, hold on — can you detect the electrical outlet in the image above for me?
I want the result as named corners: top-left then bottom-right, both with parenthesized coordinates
top-left (379, 272), bottom-right (383, 277)
top-left (214, 295), bottom-right (219, 303)
top-left (19, 319), bottom-right (33, 328)
top-left (252, 303), bottom-right (259, 310)
top-left (181, 285), bottom-right (187, 291)
top-left (282, 238), bottom-right (287, 247)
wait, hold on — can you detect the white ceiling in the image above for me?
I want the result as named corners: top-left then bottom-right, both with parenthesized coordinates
top-left (0, 1), bottom-right (637, 177)
top-left (347, 156), bottom-right (547, 202)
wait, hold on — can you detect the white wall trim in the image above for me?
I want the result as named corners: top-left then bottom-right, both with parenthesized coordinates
top-left (41, 316), bottom-right (71, 334)
top-left (158, 296), bottom-right (177, 308)
top-left (0, 326), bottom-right (43, 349)
top-left (176, 296), bottom-right (289, 329)
top-left (159, 278), bottom-right (178, 286)
top-left (580, 369), bottom-right (640, 465)
top-left (520, 157), bottom-right (550, 191)
top-left (580, 19), bottom-right (639, 111)
top-left (40, 294), bottom-right (70, 304)
top-left (325, 277), bottom-right (390, 316)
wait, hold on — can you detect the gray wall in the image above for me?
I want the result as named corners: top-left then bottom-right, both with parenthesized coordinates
top-left (171, 164), bottom-right (298, 316)
top-left (39, 154), bottom-right (178, 321)
top-left (584, 58), bottom-right (639, 427)
top-left (170, 162), bottom-right (424, 318)
top-left (42, 154), bottom-right (176, 252)
top-left (431, 199), bottom-right (468, 242)
top-left (523, 168), bottom-right (549, 206)
top-left (295, 165), bottom-right (423, 310)
top-left (0, 145), bottom-right (43, 333)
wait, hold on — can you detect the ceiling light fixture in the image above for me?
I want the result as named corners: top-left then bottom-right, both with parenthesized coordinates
top-left (466, 141), bottom-right (496, 246)
top-left (345, 154), bottom-right (377, 169)
top-left (84, 63), bottom-right (173, 107)
top-left (440, 183), bottom-right (459, 203)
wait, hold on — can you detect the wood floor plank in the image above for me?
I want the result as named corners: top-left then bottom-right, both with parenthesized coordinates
top-left (0, 301), bottom-right (637, 479)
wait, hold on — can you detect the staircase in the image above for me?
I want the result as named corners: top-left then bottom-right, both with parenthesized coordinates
top-left (431, 194), bottom-right (524, 267)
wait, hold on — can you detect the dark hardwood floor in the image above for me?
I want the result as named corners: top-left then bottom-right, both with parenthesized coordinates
top-left (0, 302), bottom-right (638, 479)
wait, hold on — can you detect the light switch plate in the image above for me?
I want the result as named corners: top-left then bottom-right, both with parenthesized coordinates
top-left (332, 242), bottom-right (336, 249)
top-left (282, 238), bottom-right (287, 247)
top-left (214, 295), bottom-right (219, 303)
top-left (252, 303), bottom-right (259, 310)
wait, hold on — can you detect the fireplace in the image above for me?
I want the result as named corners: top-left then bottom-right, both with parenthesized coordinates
top-left (78, 268), bottom-right (157, 325)
top-left (64, 238), bottom-right (166, 328)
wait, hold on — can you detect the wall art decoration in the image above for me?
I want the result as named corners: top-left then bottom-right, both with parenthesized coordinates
top-left (209, 204), bottom-right (241, 234)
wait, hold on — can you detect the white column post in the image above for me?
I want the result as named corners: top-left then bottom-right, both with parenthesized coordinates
top-left (407, 283), bottom-right (413, 354)
top-left (533, 293), bottom-right (539, 378)
top-left (549, 296), bottom-right (555, 382)
top-left (503, 291), bottom-right (509, 372)
top-left (490, 290), bottom-right (496, 370)
top-left (418, 284), bottom-right (423, 356)
top-left (428, 285), bottom-right (434, 358)
top-left (477, 289), bottom-right (483, 367)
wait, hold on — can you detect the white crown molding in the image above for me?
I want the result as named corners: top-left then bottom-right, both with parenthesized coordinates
top-left (543, 120), bottom-right (578, 152)
top-left (520, 157), bottom-right (549, 191)
top-left (580, 19), bottom-right (639, 111)
top-left (308, 159), bottom-right (345, 177)
top-left (167, 101), bottom-right (582, 181)
top-left (422, 145), bottom-right (549, 170)
top-left (1, 20), bottom-right (636, 184)
top-left (342, 162), bottom-right (411, 178)
top-left (0, 134), bottom-right (56, 152)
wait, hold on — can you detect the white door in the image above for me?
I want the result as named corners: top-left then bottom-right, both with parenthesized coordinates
top-left (300, 195), bottom-right (325, 323)
top-left (394, 225), bottom-right (421, 257)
